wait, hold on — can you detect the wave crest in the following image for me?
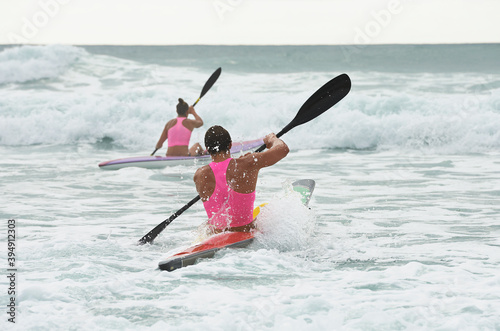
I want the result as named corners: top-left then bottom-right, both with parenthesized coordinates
top-left (0, 45), bottom-right (84, 84)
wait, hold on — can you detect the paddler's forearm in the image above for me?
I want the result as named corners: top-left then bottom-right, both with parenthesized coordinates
top-left (260, 134), bottom-right (289, 165)
top-left (267, 138), bottom-right (289, 157)
top-left (190, 108), bottom-right (204, 127)
top-left (156, 126), bottom-right (168, 149)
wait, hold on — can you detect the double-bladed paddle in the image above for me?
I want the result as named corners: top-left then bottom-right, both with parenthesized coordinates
top-left (138, 73), bottom-right (351, 245)
top-left (151, 67), bottom-right (222, 156)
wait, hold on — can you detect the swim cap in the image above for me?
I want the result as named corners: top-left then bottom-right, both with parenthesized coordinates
top-left (205, 125), bottom-right (232, 155)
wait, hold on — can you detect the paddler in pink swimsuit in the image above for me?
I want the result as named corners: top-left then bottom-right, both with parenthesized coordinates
top-left (155, 98), bottom-right (204, 156)
top-left (194, 125), bottom-right (289, 233)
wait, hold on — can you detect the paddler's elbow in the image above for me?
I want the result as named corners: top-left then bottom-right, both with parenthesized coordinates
top-left (280, 142), bottom-right (290, 158)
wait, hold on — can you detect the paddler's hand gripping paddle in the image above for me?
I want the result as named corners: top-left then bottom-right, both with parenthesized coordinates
top-left (138, 73), bottom-right (352, 245)
top-left (151, 67), bottom-right (222, 156)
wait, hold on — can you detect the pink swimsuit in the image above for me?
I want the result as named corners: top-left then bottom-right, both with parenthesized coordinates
top-left (203, 158), bottom-right (256, 229)
top-left (167, 117), bottom-right (192, 147)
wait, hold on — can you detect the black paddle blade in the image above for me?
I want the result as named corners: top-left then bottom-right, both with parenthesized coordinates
top-left (255, 74), bottom-right (351, 152)
top-left (200, 67), bottom-right (222, 99)
top-left (281, 73), bottom-right (351, 136)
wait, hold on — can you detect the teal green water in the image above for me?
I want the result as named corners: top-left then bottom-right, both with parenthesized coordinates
top-left (1, 44), bottom-right (499, 330)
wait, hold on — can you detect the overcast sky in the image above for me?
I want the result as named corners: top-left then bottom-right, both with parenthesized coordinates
top-left (1, 0), bottom-right (499, 45)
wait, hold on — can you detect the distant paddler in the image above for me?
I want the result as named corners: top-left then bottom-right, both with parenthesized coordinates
top-left (154, 98), bottom-right (204, 156)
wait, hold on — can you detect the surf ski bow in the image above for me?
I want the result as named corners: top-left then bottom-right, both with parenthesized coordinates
top-left (158, 179), bottom-right (315, 271)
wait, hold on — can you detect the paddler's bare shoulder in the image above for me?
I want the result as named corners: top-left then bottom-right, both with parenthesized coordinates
top-left (194, 164), bottom-right (216, 201)
top-left (233, 152), bottom-right (260, 169)
top-left (194, 164), bottom-right (212, 182)
top-left (165, 118), bottom-right (177, 129)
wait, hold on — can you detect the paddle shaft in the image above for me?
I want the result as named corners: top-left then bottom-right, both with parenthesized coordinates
top-left (138, 196), bottom-right (201, 245)
top-left (138, 73), bottom-right (351, 245)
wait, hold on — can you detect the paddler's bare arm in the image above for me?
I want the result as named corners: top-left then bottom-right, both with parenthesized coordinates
top-left (155, 119), bottom-right (174, 149)
top-left (245, 133), bottom-right (289, 169)
top-left (186, 106), bottom-right (203, 129)
top-left (194, 165), bottom-right (215, 201)
top-left (228, 133), bottom-right (289, 193)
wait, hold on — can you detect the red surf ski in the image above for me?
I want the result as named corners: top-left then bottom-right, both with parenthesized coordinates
top-left (158, 232), bottom-right (255, 271)
top-left (157, 179), bottom-right (315, 272)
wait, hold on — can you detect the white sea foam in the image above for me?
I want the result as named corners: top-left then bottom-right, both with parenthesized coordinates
top-left (254, 186), bottom-right (316, 252)
top-left (1, 45), bottom-right (499, 153)
top-left (0, 44), bottom-right (84, 84)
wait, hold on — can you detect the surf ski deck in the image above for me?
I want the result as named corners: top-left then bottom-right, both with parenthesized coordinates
top-left (158, 179), bottom-right (315, 271)
top-left (98, 138), bottom-right (263, 170)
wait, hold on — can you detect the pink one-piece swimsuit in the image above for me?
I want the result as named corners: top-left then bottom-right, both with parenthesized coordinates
top-left (203, 158), bottom-right (256, 229)
top-left (167, 117), bottom-right (191, 147)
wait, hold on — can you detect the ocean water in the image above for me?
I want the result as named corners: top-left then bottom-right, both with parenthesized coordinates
top-left (1, 44), bottom-right (500, 330)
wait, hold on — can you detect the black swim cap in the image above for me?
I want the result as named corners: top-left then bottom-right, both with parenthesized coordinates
top-left (205, 125), bottom-right (232, 155)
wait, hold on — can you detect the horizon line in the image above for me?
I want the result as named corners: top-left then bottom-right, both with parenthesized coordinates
top-left (1, 42), bottom-right (500, 47)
